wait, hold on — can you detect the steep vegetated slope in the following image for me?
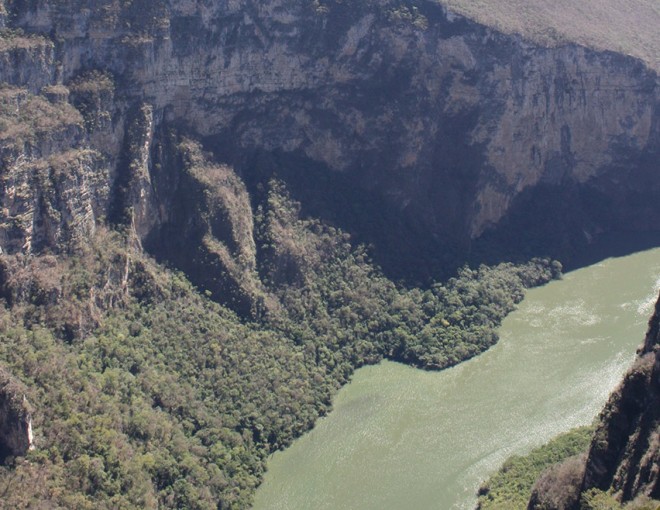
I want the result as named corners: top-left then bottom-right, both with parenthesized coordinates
top-left (0, 195), bottom-right (557, 508)
top-left (477, 426), bottom-right (594, 510)
top-left (479, 292), bottom-right (660, 510)
top-left (0, 0), bottom-right (657, 508)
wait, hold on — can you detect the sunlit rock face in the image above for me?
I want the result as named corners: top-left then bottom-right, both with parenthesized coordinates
top-left (1, 0), bottom-right (658, 282)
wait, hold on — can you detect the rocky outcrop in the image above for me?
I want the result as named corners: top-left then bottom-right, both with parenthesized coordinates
top-left (527, 293), bottom-right (660, 508)
top-left (0, 85), bottom-right (109, 255)
top-left (0, 367), bottom-right (34, 463)
top-left (144, 134), bottom-right (268, 317)
top-left (0, 33), bottom-right (55, 93)
top-left (0, 0), bottom-right (656, 284)
top-left (579, 293), bottom-right (660, 503)
top-left (528, 453), bottom-right (587, 510)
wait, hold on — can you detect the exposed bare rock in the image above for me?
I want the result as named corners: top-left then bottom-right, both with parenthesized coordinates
top-left (0, 0), bottom-right (655, 282)
top-left (144, 135), bottom-right (268, 317)
top-left (0, 367), bottom-right (33, 463)
top-left (580, 295), bottom-right (660, 503)
top-left (0, 33), bottom-right (55, 93)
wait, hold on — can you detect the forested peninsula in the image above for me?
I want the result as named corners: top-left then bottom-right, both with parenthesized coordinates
top-left (0, 0), bottom-right (658, 508)
top-left (0, 180), bottom-right (557, 507)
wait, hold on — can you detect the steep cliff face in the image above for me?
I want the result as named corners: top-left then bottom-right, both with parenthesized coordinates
top-left (526, 294), bottom-right (660, 509)
top-left (580, 294), bottom-right (660, 503)
top-left (0, 0), bottom-right (657, 282)
top-left (144, 133), bottom-right (268, 317)
top-left (1, 1), bottom-right (658, 507)
top-left (0, 367), bottom-right (33, 463)
top-left (0, 84), bottom-right (109, 254)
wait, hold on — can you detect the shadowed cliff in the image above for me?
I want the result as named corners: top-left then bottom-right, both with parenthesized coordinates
top-left (0, 0), bottom-right (658, 285)
top-left (0, 0), bottom-right (658, 508)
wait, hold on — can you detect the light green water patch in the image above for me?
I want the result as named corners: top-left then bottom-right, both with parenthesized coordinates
top-left (254, 248), bottom-right (660, 510)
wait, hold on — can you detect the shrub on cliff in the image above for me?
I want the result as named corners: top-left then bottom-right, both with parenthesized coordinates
top-left (477, 427), bottom-right (594, 510)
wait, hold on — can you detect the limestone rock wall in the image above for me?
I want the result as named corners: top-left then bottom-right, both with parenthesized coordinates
top-left (0, 0), bottom-right (657, 277)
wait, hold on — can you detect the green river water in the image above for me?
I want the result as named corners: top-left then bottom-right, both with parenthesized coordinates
top-left (253, 248), bottom-right (660, 510)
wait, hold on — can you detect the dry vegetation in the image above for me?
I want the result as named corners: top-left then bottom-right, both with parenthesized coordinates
top-left (0, 29), bottom-right (52, 53)
top-left (438, 0), bottom-right (660, 71)
top-left (477, 427), bottom-right (594, 510)
top-left (0, 86), bottom-right (83, 147)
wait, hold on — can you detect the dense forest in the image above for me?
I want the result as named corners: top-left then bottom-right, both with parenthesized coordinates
top-left (0, 181), bottom-right (559, 509)
top-left (4, 0), bottom-right (657, 507)
top-left (477, 426), bottom-right (660, 510)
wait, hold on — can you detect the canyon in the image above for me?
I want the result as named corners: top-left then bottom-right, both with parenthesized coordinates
top-left (1, 0), bottom-right (658, 285)
top-left (0, 0), bottom-right (658, 508)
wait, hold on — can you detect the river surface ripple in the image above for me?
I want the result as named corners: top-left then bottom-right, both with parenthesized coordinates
top-left (254, 248), bottom-right (660, 510)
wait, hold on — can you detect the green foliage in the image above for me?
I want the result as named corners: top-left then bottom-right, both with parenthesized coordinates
top-left (393, 261), bottom-right (559, 369)
top-left (0, 181), bottom-right (559, 508)
top-left (581, 490), bottom-right (660, 510)
top-left (0, 235), bottom-right (276, 508)
top-left (258, 179), bottom-right (558, 373)
top-left (477, 426), bottom-right (594, 510)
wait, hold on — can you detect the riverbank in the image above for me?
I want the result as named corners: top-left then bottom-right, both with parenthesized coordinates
top-left (254, 248), bottom-right (660, 509)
